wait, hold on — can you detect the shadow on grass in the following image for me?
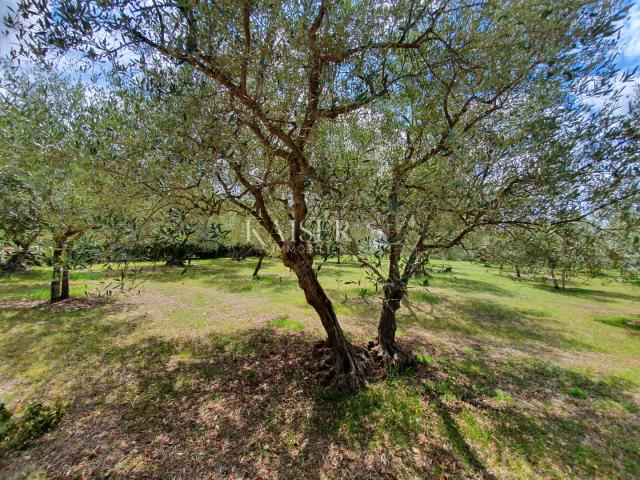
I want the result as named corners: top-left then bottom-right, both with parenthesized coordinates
top-left (400, 297), bottom-right (590, 352)
top-left (143, 259), bottom-right (309, 299)
top-left (594, 314), bottom-right (640, 332)
top-left (1, 299), bottom-right (638, 479)
top-left (425, 385), bottom-right (497, 480)
top-left (532, 283), bottom-right (640, 303)
top-left (139, 259), bottom-right (250, 282)
top-left (0, 299), bottom-right (136, 386)
top-left (429, 275), bottom-right (515, 297)
top-left (147, 258), bottom-right (375, 294)
top-left (414, 340), bottom-right (640, 479)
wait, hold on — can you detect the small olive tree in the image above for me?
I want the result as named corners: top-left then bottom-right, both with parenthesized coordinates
top-left (0, 69), bottom-right (131, 301)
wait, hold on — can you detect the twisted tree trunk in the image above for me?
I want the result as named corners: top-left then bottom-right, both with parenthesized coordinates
top-left (369, 176), bottom-right (417, 370)
top-left (252, 254), bottom-right (265, 277)
top-left (378, 283), bottom-right (403, 352)
top-left (369, 279), bottom-right (416, 370)
top-left (283, 246), bottom-right (368, 392)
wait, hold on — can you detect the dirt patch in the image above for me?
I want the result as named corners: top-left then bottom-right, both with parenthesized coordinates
top-left (50, 297), bottom-right (113, 312)
top-left (0, 299), bottom-right (48, 310)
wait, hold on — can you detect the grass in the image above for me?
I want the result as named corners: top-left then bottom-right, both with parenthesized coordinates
top-left (594, 314), bottom-right (640, 331)
top-left (269, 315), bottom-right (306, 330)
top-left (315, 378), bottom-right (429, 448)
top-left (0, 258), bottom-right (639, 478)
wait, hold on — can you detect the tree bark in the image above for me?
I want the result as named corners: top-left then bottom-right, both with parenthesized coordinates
top-left (60, 245), bottom-right (74, 300)
top-left (50, 245), bottom-right (63, 303)
top-left (378, 283), bottom-right (402, 350)
top-left (165, 241), bottom-right (187, 266)
top-left (369, 174), bottom-right (417, 370)
top-left (164, 255), bottom-right (185, 267)
top-left (252, 254), bottom-right (264, 277)
top-left (49, 229), bottom-right (85, 303)
top-left (369, 280), bottom-right (416, 370)
top-left (282, 246), bottom-right (368, 392)
top-left (60, 268), bottom-right (70, 299)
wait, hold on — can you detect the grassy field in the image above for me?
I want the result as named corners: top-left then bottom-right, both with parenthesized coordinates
top-left (0, 258), bottom-right (639, 479)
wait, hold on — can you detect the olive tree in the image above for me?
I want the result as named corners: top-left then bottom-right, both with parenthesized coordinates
top-left (8, 0), bottom-right (636, 387)
top-left (10, 0), bottom-right (483, 390)
top-left (0, 69), bottom-right (130, 301)
top-left (0, 169), bottom-right (43, 271)
top-left (317, 10), bottom-right (638, 366)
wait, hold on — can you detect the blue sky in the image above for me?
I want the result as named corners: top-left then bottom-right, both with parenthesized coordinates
top-left (1, 0), bottom-right (639, 104)
top-left (615, 0), bottom-right (640, 106)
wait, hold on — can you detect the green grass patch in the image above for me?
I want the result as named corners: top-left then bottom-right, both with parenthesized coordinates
top-left (269, 316), bottom-right (305, 330)
top-left (569, 386), bottom-right (588, 399)
top-left (413, 291), bottom-right (442, 304)
top-left (416, 353), bottom-right (436, 365)
top-left (492, 389), bottom-right (513, 403)
top-left (458, 408), bottom-right (492, 446)
top-left (1, 285), bottom-right (86, 301)
top-left (594, 314), bottom-right (640, 331)
top-left (315, 379), bottom-right (427, 447)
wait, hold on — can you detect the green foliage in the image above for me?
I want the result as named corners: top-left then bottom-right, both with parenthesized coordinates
top-left (569, 387), bottom-right (589, 399)
top-left (0, 401), bottom-right (64, 451)
top-left (0, 169), bottom-right (42, 262)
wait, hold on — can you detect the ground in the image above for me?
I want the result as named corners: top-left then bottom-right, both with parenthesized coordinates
top-left (0, 258), bottom-right (639, 479)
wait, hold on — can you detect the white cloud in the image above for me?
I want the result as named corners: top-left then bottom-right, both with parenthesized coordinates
top-left (582, 3), bottom-right (640, 114)
top-left (622, 2), bottom-right (640, 64)
top-left (0, 0), bottom-right (20, 59)
top-left (581, 74), bottom-right (639, 114)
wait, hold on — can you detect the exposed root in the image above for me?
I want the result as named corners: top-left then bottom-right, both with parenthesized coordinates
top-left (311, 340), bottom-right (370, 393)
top-left (367, 339), bottom-right (417, 371)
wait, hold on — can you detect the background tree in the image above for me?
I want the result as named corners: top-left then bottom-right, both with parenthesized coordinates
top-left (0, 69), bottom-right (130, 302)
top-left (470, 223), bottom-right (612, 289)
top-left (0, 169), bottom-right (43, 271)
